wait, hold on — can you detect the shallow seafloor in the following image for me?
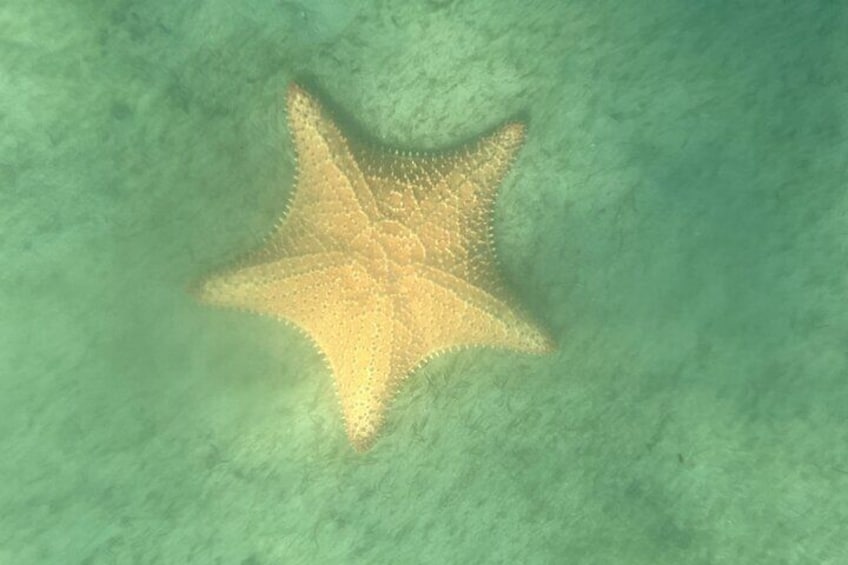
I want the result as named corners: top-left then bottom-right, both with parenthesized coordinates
top-left (1, 1), bottom-right (846, 563)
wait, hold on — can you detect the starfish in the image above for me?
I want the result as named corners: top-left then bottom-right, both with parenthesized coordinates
top-left (194, 84), bottom-right (553, 451)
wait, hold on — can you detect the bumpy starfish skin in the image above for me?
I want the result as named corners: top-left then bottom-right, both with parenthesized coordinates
top-left (195, 84), bottom-right (552, 450)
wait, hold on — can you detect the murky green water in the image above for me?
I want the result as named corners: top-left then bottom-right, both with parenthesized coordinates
top-left (1, 1), bottom-right (845, 563)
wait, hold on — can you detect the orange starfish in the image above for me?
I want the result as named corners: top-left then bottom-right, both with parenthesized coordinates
top-left (194, 84), bottom-right (553, 450)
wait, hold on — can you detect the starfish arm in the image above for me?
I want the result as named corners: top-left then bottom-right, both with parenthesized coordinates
top-left (399, 266), bottom-right (554, 358)
top-left (194, 252), bottom-right (352, 319)
top-left (197, 254), bottom-right (398, 450)
top-left (451, 121), bottom-right (526, 198)
top-left (417, 123), bottom-right (526, 282)
top-left (271, 85), bottom-right (375, 255)
top-left (352, 122), bottom-right (526, 291)
top-left (417, 122), bottom-right (526, 230)
top-left (322, 293), bottom-right (397, 451)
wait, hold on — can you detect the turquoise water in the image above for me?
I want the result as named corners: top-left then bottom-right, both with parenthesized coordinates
top-left (1, 1), bottom-right (846, 563)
